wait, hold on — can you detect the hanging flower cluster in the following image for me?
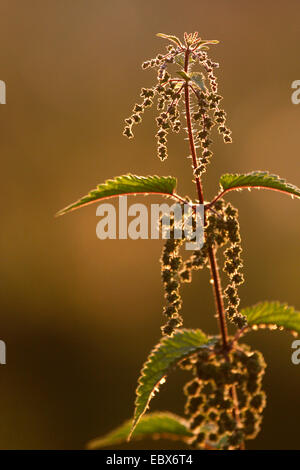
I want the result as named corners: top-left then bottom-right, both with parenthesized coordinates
top-left (123, 31), bottom-right (232, 172)
top-left (181, 341), bottom-right (266, 449)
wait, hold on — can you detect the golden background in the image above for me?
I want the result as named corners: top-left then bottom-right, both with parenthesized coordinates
top-left (0, 0), bottom-right (299, 449)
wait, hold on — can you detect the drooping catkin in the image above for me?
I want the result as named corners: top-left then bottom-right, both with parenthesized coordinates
top-left (180, 341), bottom-right (266, 449)
top-left (123, 87), bottom-right (156, 139)
top-left (160, 216), bottom-right (184, 336)
top-left (223, 203), bottom-right (247, 328)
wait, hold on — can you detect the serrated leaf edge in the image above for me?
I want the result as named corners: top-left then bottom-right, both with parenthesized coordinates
top-left (241, 301), bottom-right (300, 337)
top-left (87, 411), bottom-right (192, 449)
top-left (219, 171), bottom-right (300, 199)
top-left (56, 174), bottom-right (178, 216)
top-left (129, 329), bottom-right (213, 439)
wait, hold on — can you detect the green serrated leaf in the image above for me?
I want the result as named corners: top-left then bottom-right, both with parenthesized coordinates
top-left (219, 171), bottom-right (300, 199)
top-left (174, 53), bottom-right (194, 69)
top-left (131, 329), bottom-right (212, 438)
top-left (174, 53), bottom-right (185, 68)
top-left (189, 72), bottom-right (207, 91)
top-left (176, 70), bottom-right (190, 81)
top-left (87, 412), bottom-right (192, 449)
top-left (241, 301), bottom-right (300, 335)
top-left (156, 33), bottom-right (183, 48)
top-left (57, 174), bottom-right (177, 216)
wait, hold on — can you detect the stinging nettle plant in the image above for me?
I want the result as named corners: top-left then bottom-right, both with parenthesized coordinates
top-left (58, 32), bottom-right (300, 450)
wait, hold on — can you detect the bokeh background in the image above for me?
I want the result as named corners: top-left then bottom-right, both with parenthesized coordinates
top-left (0, 0), bottom-right (299, 449)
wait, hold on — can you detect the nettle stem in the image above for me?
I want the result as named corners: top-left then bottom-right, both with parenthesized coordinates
top-left (183, 48), bottom-right (229, 350)
top-left (184, 47), bottom-right (245, 449)
top-left (207, 246), bottom-right (229, 348)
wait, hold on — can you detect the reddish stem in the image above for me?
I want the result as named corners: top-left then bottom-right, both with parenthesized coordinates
top-left (184, 57), bottom-right (204, 205)
top-left (207, 245), bottom-right (229, 348)
top-left (183, 45), bottom-right (244, 450)
top-left (183, 47), bottom-right (229, 350)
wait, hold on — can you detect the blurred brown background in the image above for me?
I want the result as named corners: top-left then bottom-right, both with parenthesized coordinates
top-left (0, 0), bottom-right (299, 449)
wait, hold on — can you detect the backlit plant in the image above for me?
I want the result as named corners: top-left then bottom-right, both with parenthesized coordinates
top-left (58, 32), bottom-right (300, 450)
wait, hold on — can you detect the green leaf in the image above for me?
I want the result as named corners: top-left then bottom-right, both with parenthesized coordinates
top-left (219, 171), bottom-right (300, 200)
top-left (242, 301), bottom-right (300, 336)
top-left (189, 72), bottom-right (207, 91)
top-left (156, 33), bottom-right (183, 48)
top-left (57, 174), bottom-right (177, 216)
top-left (174, 53), bottom-right (185, 68)
top-left (192, 39), bottom-right (219, 50)
top-left (131, 329), bottom-right (212, 438)
top-left (176, 70), bottom-right (190, 81)
top-left (87, 412), bottom-right (192, 449)
top-left (174, 53), bottom-right (194, 69)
